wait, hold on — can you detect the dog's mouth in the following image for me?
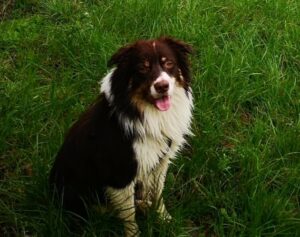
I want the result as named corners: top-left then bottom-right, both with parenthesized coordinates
top-left (153, 95), bottom-right (171, 111)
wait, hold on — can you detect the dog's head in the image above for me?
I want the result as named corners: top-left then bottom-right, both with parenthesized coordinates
top-left (106, 37), bottom-right (192, 115)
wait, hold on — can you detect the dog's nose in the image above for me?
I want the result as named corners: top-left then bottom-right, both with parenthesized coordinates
top-left (154, 80), bottom-right (169, 94)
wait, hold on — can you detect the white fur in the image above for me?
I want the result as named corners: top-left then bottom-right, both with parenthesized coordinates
top-left (135, 83), bottom-right (193, 175)
top-left (150, 71), bottom-right (175, 98)
top-left (106, 183), bottom-right (140, 237)
top-left (100, 70), bottom-right (193, 236)
top-left (100, 69), bottom-right (115, 104)
top-left (100, 70), bottom-right (193, 175)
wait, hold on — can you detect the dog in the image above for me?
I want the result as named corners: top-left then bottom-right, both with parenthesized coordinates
top-left (49, 37), bottom-right (193, 237)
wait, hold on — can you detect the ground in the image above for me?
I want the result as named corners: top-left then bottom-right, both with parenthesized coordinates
top-left (0, 0), bottom-right (299, 236)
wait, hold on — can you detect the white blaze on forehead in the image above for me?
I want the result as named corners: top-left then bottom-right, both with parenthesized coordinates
top-left (150, 71), bottom-right (175, 98)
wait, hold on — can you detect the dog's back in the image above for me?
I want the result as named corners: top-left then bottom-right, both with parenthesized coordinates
top-left (49, 95), bottom-right (137, 216)
top-left (49, 37), bottom-right (193, 236)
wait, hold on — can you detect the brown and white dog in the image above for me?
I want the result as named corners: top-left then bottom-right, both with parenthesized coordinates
top-left (49, 37), bottom-right (193, 236)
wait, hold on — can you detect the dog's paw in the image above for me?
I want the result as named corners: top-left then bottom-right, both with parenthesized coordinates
top-left (135, 199), bottom-right (152, 214)
top-left (158, 210), bottom-right (172, 223)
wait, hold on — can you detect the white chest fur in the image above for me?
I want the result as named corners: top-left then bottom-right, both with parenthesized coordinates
top-left (133, 84), bottom-right (193, 177)
top-left (100, 71), bottom-right (193, 176)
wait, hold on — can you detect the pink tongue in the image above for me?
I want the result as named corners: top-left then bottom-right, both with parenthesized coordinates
top-left (154, 96), bottom-right (171, 111)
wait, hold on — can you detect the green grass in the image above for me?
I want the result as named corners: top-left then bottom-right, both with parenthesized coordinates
top-left (1, 0), bottom-right (300, 236)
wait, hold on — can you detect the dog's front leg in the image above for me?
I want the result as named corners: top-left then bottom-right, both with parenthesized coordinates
top-left (106, 183), bottom-right (140, 237)
top-left (150, 157), bottom-right (172, 221)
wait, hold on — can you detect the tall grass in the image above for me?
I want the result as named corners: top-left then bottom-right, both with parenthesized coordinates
top-left (1, 0), bottom-right (299, 236)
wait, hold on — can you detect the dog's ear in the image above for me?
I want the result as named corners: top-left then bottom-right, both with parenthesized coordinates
top-left (108, 44), bottom-right (134, 67)
top-left (160, 37), bottom-right (193, 56)
top-left (160, 37), bottom-right (193, 86)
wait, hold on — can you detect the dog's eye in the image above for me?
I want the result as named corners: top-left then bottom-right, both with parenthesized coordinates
top-left (144, 60), bottom-right (150, 68)
top-left (164, 60), bottom-right (174, 69)
top-left (138, 60), bottom-right (150, 73)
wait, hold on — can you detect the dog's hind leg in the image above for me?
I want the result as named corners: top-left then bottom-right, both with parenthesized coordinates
top-left (106, 183), bottom-right (140, 237)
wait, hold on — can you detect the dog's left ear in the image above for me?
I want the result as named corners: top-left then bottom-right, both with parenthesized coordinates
top-left (108, 44), bottom-right (134, 67)
top-left (160, 37), bottom-right (193, 56)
